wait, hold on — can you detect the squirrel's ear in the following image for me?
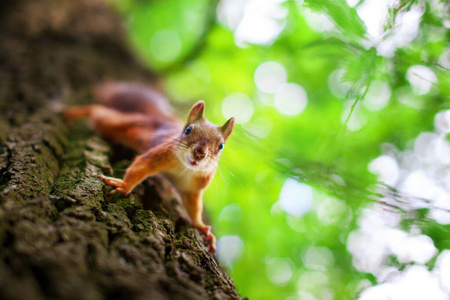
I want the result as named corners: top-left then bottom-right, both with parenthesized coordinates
top-left (186, 100), bottom-right (205, 124)
top-left (221, 117), bottom-right (235, 140)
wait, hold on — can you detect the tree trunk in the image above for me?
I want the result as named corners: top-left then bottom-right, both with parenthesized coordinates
top-left (0, 0), bottom-right (244, 299)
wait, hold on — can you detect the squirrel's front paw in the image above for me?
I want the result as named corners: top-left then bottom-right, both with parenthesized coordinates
top-left (99, 175), bottom-right (129, 196)
top-left (205, 232), bottom-right (217, 255)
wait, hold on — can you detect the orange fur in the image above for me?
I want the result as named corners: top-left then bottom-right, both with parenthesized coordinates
top-left (63, 82), bottom-right (235, 254)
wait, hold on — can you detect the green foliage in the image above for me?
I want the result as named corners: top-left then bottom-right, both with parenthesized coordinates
top-left (305, 0), bottom-right (366, 41)
top-left (111, 0), bottom-right (449, 298)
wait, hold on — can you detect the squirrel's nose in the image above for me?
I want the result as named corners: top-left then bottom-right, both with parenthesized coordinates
top-left (193, 145), bottom-right (206, 160)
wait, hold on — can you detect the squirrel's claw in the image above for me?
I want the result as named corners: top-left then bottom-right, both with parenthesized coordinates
top-left (199, 225), bottom-right (211, 236)
top-left (205, 232), bottom-right (216, 254)
top-left (109, 188), bottom-right (127, 195)
top-left (197, 225), bottom-right (216, 254)
top-left (99, 175), bottom-right (129, 196)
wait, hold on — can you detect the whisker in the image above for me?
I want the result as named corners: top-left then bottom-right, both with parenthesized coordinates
top-left (179, 165), bottom-right (191, 176)
top-left (212, 171), bottom-right (219, 198)
top-left (216, 165), bottom-right (230, 203)
top-left (216, 160), bottom-right (243, 192)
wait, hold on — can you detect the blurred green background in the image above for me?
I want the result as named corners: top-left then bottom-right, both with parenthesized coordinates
top-left (110, 0), bottom-right (449, 299)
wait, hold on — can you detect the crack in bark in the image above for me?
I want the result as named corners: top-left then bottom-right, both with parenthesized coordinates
top-left (0, 0), bottom-right (244, 299)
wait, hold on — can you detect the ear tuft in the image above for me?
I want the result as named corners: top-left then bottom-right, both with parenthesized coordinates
top-left (221, 117), bottom-right (235, 141)
top-left (186, 100), bottom-right (205, 124)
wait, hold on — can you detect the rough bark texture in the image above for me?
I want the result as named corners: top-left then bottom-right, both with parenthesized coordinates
top-left (0, 0), bottom-right (244, 299)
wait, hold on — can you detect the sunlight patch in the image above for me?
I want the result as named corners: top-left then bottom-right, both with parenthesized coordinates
top-left (187, 60), bottom-right (212, 84)
top-left (316, 196), bottom-right (351, 226)
top-left (356, 0), bottom-right (390, 41)
top-left (363, 81), bottom-right (391, 111)
top-left (221, 92), bottom-right (254, 124)
top-left (274, 83), bottom-right (308, 116)
top-left (266, 257), bottom-right (293, 285)
top-left (217, 235), bottom-right (244, 267)
top-left (406, 65), bottom-right (437, 95)
top-left (243, 117), bottom-right (273, 138)
top-left (150, 30), bottom-right (182, 62)
top-left (216, 0), bottom-right (247, 29)
top-left (387, 232), bottom-right (437, 264)
top-left (341, 100), bottom-right (367, 131)
top-left (414, 132), bottom-right (439, 161)
top-left (359, 266), bottom-right (447, 300)
top-left (302, 246), bottom-right (335, 271)
top-left (346, 0), bottom-right (359, 7)
top-left (278, 178), bottom-right (312, 216)
top-left (436, 250), bottom-right (450, 293)
top-left (328, 69), bottom-right (352, 99)
top-left (356, 1), bottom-right (423, 57)
top-left (218, 204), bottom-right (242, 223)
top-left (400, 171), bottom-right (435, 207)
top-left (217, 0), bottom-right (287, 46)
top-left (434, 110), bottom-right (450, 133)
top-left (254, 61), bottom-right (287, 93)
top-left (438, 48), bottom-right (450, 69)
top-left (297, 271), bottom-right (329, 292)
top-left (368, 155), bottom-right (399, 186)
top-left (302, 7), bottom-right (335, 33)
top-left (376, 5), bottom-right (423, 57)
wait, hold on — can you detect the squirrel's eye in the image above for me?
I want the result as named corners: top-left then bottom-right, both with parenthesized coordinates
top-left (184, 126), bottom-right (192, 135)
top-left (218, 143), bottom-right (224, 150)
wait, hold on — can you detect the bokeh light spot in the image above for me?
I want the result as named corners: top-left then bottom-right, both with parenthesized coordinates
top-left (356, 0), bottom-right (390, 41)
top-left (221, 93), bottom-right (254, 124)
top-left (368, 155), bottom-right (399, 186)
top-left (302, 246), bottom-right (335, 271)
top-left (278, 178), bottom-right (312, 216)
top-left (274, 83), bottom-right (308, 116)
top-left (216, 0), bottom-right (247, 29)
top-left (217, 235), bottom-right (244, 267)
top-left (346, 0), bottom-right (359, 7)
top-left (266, 257), bottom-right (293, 285)
top-left (187, 60), bottom-right (212, 84)
top-left (243, 117), bottom-right (273, 138)
top-left (218, 0), bottom-right (288, 46)
top-left (341, 100), bottom-right (367, 131)
top-left (359, 266), bottom-right (447, 300)
top-left (254, 61), bottom-right (287, 93)
top-left (436, 250), bottom-right (450, 293)
top-left (218, 204), bottom-right (242, 223)
top-left (406, 65), bottom-right (437, 95)
top-left (363, 81), bottom-right (391, 111)
top-left (297, 271), bottom-right (329, 291)
top-left (316, 197), bottom-right (350, 226)
top-left (302, 8), bottom-right (335, 33)
top-left (150, 30), bottom-right (182, 62)
top-left (328, 69), bottom-right (352, 99)
top-left (414, 132), bottom-right (438, 161)
top-left (438, 48), bottom-right (450, 69)
top-left (434, 110), bottom-right (450, 133)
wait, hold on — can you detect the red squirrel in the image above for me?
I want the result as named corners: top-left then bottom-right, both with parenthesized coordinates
top-left (63, 82), bottom-right (235, 254)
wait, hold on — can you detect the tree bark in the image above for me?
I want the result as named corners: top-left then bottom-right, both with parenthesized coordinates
top-left (0, 0), bottom-right (244, 299)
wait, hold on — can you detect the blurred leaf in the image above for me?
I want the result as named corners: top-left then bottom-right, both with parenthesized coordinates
top-left (304, 0), bottom-right (367, 41)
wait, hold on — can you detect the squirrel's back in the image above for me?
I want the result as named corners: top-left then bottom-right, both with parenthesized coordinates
top-left (87, 82), bottom-right (182, 153)
top-left (93, 82), bottom-right (177, 122)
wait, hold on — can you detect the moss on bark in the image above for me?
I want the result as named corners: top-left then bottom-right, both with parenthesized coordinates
top-left (0, 0), bottom-right (244, 299)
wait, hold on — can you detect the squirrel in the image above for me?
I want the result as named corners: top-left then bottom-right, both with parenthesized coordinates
top-left (63, 82), bottom-right (235, 254)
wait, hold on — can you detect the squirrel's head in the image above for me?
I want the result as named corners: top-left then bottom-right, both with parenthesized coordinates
top-left (176, 101), bottom-right (234, 173)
